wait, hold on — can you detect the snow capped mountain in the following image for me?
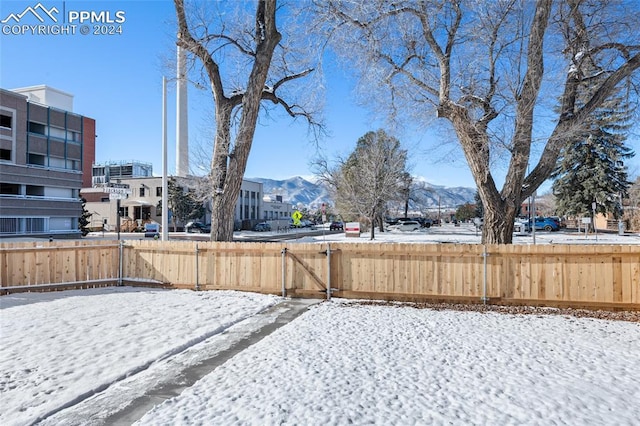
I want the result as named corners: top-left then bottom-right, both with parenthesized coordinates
top-left (250, 176), bottom-right (476, 210)
top-left (412, 183), bottom-right (477, 210)
top-left (251, 176), bottom-right (332, 208)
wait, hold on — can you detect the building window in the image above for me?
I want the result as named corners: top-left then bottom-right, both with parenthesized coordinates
top-left (25, 218), bottom-right (46, 233)
top-left (49, 126), bottom-right (66, 140)
top-left (0, 218), bottom-right (18, 233)
top-left (156, 187), bottom-right (162, 196)
top-left (28, 122), bottom-right (46, 135)
top-left (49, 157), bottom-right (65, 169)
top-left (140, 187), bottom-right (146, 197)
top-left (0, 183), bottom-right (20, 195)
top-left (28, 153), bottom-right (46, 166)
top-left (0, 149), bottom-right (10, 161)
top-left (66, 159), bottom-right (80, 170)
top-left (67, 130), bottom-right (81, 143)
top-left (26, 185), bottom-right (45, 196)
top-left (0, 114), bottom-right (11, 129)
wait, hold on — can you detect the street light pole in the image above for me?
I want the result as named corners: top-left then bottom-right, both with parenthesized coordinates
top-left (161, 76), bottom-right (169, 241)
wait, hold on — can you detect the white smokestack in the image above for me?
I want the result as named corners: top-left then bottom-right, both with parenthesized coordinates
top-left (176, 45), bottom-right (189, 177)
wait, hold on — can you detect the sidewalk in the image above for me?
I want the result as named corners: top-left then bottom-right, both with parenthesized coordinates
top-left (39, 298), bottom-right (321, 426)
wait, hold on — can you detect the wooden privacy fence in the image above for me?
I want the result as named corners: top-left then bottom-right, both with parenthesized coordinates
top-left (0, 240), bottom-right (120, 292)
top-left (1, 240), bottom-right (639, 309)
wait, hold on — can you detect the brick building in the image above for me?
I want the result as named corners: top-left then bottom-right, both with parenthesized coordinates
top-left (0, 86), bottom-right (96, 238)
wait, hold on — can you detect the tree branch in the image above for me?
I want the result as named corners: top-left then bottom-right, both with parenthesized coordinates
top-left (174, 0), bottom-right (225, 102)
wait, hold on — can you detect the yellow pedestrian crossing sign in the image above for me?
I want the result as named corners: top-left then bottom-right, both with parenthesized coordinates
top-left (292, 210), bottom-right (302, 226)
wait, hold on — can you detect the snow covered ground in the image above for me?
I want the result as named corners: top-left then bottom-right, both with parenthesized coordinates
top-left (0, 289), bottom-right (281, 426)
top-left (2, 288), bottom-right (639, 425)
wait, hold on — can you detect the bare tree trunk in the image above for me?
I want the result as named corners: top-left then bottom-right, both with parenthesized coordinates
top-left (209, 104), bottom-right (232, 240)
top-left (211, 175), bottom-right (242, 241)
top-left (483, 205), bottom-right (516, 244)
top-left (378, 214), bottom-right (385, 233)
top-left (369, 208), bottom-right (376, 240)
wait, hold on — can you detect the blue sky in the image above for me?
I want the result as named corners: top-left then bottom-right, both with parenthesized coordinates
top-left (1, 0), bottom-right (638, 191)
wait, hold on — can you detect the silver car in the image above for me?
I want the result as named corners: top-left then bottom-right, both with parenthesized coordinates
top-left (395, 220), bottom-right (421, 231)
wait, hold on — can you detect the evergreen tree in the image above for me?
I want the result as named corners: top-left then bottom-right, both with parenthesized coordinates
top-left (168, 178), bottom-right (206, 230)
top-left (78, 197), bottom-right (92, 236)
top-left (455, 203), bottom-right (475, 222)
top-left (552, 89), bottom-right (635, 220)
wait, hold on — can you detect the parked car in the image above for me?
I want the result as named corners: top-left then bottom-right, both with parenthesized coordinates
top-left (252, 222), bottom-right (271, 232)
top-left (385, 217), bottom-right (399, 226)
top-left (547, 216), bottom-right (566, 228)
top-left (144, 223), bottom-right (160, 238)
top-left (394, 220), bottom-right (421, 231)
top-left (529, 217), bottom-right (560, 232)
top-left (513, 221), bottom-right (530, 233)
top-left (329, 221), bottom-right (344, 231)
top-left (185, 221), bottom-right (211, 233)
top-left (414, 217), bottom-right (432, 228)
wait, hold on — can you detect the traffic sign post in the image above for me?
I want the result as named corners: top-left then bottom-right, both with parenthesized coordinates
top-left (103, 183), bottom-right (131, 240)
top-left (292, 210), bottom-right (302, 227)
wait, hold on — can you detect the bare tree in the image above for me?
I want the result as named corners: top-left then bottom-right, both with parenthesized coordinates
top-left (318, 0), bottom-right (640, 243)
top-left (174, 0), bottom-right (321, 241)
top-left (315, 129), bottom-right (408, 240)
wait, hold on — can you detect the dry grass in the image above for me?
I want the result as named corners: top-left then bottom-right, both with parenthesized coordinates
top-left (344, 300), bottom-right (640, 323)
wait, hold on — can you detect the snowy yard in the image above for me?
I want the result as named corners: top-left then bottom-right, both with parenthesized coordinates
top-left (2, 287), bottom-right (639, 425)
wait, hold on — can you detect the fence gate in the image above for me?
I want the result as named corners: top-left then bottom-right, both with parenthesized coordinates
top-left (283, 244), bottom-right (337, 299)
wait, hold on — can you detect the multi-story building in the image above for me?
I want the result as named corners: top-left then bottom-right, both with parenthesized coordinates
top-left (91, 160), bottom-right (153, 186)
top-left (262, 194), bottom-right (294, 229)
top-left (0, 86), bottom-right (96, 238)
top-left (82, 163), bottom-right (291, 232)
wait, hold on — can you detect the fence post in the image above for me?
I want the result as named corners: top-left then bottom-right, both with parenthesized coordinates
top-left (281, 247), bottom-right (287, 298)
top-left (326, 243), bottom-right (331, 301)
top-left (118, 240), bottom-right (124, 286)
top-left (195, 244), bottom-right (200, 291)
top-left (481, 244), bottom-right (488, 305)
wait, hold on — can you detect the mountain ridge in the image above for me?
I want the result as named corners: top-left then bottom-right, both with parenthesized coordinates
top-left (250, 176), bottom-right (476, 211)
